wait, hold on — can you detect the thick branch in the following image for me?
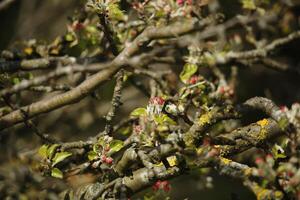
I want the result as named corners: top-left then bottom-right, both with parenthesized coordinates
top-left (0, 16), bottom-right (213, 131)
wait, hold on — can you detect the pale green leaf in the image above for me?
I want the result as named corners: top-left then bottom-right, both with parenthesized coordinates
top-left (108, 3), bottom-right (125, 21)
top-left (241, 0), bottom-right (256, 10)
top-left (47, 144), bottom-right (60, 159)
top-left (180, 63), bottom-right (198, 83)
top-left (272, 144), bottom-right (286, 160)
top-left (130, 107), bottom-right (147, 118)
top-left (51, 168), bottom-right (63, 179)
top-left (118, 126), bottom-right (131, 135)
top-left (87, 151), bottom-right (98, 161)
top-left (154, 114), bottom-right (176, 125)
top-left (38, 145), bottom-right (48, 159)
top-left (52, 152), bottom-right (72, 167)
top-left (109, 140), bottom-right (124, 153)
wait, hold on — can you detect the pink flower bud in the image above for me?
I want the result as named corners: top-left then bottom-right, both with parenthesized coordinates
top-left (255, 157), bottom-right (264, 165)
top-left (188, 75), bottom-right (199, 84)
top-left (73, 22), bottom-right (84, 31)
top-left (280, 106), bottom-right (288, 112)
top-left (105, 157), bottom-right (113, 164)
top-left (150, 97), bottom-right (165, 106)
top-left (152, 180), bottom-right (171, 192)
top-left (177, 0), bottom-right (184, 6)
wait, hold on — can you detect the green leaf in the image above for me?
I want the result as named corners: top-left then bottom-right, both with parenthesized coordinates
top-left (241, 0), bottom-right (256, 10)
top-left (93, 143), bottom-right (103, 153)
top-left (272, 144), bottom-right (286, 160)
top-left (108, 3), bottom-right (125, 21)
top-left (130, 108), bottom-right (147, 118)
top-left (52, 152), bottom-right (72, 167)
top-left (153, 114), bottom-right (176, 125)
top-left (51, 168), bottom-right (63, 179)
top-left (85, 25), bottom-right (98, 33)
top-left (47, 144), bottom-right (60, 159)
top-left (65, 33), bottom-right (75, 42)
top-left (38, 145), bottom-right (48, 159)
top-left (278, 117), bottom-right (289, 131)
top-left (109, 140), bottom-right (124, 153)
top-left (12, 77), bottom-right (20, 84)
top-left (87, 151), bottom-right (98, 161)
top-left (180, 63), bottom-right (198, 83)
top-left (118, 126), bottom-right (131, 135)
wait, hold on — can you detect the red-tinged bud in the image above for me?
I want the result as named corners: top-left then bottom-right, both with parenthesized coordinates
top-left (177, 0), bottom-right (192, 6)
top-left (152, 180), bottom-right (161, 191)
top-left (287, 171), bottom-right (294, 177)
top-left (149, 97), bottom-right (165, 106)
top-left (280, 106), bottom-right (288, 112)
top-left (202, 138), bottom-right (211, 146)
top-left (177, 0), bottom-right (184, 6)
top-left (161, 180), bottom-right (171, 192)
top-left (101, 155), bottom-right (107, 162)
top-left (152, 180), bottom-right (171, 192)
top-left (147, 97), bottom-right (165, 116)
top-left (255, 157), bottom-right (264, 165)
top-left (266, 154), bottom-right (273, 159)
top-left (73, 22), bottom-right (85, 31)
top-left (219, 86), bottom-right (225, 94)
top-left (105, 157), bottom-right (113, 164)
top-left (188, 75), bottom-right (199, 84)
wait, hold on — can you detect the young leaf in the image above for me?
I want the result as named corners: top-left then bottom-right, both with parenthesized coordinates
top-left (109, 140), bottom-right (124, 153)
top-left (154, 114), bottom-right (176, 125)
top-left (51, 168), bottom-right (63, 179)
top-left (38, 145), bottom-right (48, 159)
top-left (87, 151), bottom-right (98, 161)
top-left (241, 0), bottom-right (256, 10)
top-left (52, 152), bottom-right (72, 167)
top-left (47, 144), bottom-right (60, 159)
top-left (271, 144), bottom-right (286, 160)
top-left (93, 142), bottom-right (104, 154)
top-left (118, 126), bottom-right (131, 135)
top-left (130, 107), bottom-right (147, 118)
top-left (108, 3), bottom-right (125, 21)
top-left (180, 63), bottom-right (198, 83)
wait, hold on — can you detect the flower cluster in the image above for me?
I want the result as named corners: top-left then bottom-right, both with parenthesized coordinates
top-left (101, 154), bottom-right (113, 164)
top-left (177, 0), bottom-right (192, 6)
top-left (152, 180), bottom-right (171, 192)
top-left (188, 75), bottom-right (201, 85)
top-left (147, 97), bottom-right (165, 116)
top-left (252, 154), bottom-right (300, 197)
top-left (217, 85), bottom-right (234, 98)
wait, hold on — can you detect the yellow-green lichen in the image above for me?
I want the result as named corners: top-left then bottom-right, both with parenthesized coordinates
top-left (251, 184), bottom-right (283, 200)
top-left (257, 118), bottom-right (269, 128)
top-left (198, 112), bottom-right (212, 126)
top-left (256, 119), bottom-right (269, 141)
top-left (220, 157), bottom-right (232, 165)
top-left (244, 168), bottom-right (252, 177)
top-left (183, 132), bottom-right (195, 147)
